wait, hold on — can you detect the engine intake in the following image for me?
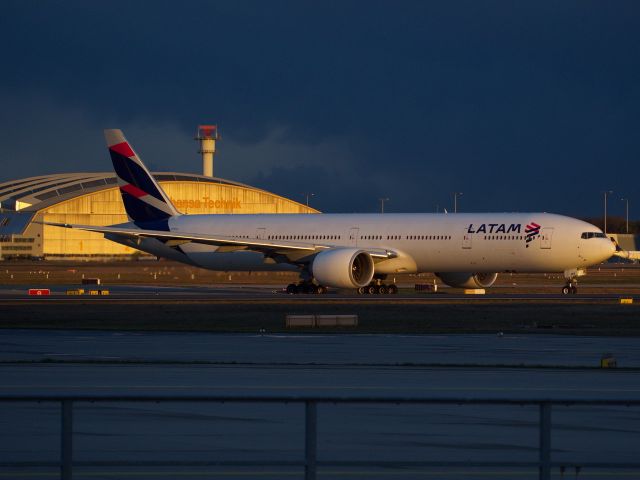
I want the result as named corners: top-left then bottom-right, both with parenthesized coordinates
top-left (435, 272), bottom-right (498, 289)
top-left (312, 249), bottom-right (375, 288)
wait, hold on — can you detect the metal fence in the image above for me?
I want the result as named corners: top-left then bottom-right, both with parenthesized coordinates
top-left (0, 395), bottom-right (639, 480)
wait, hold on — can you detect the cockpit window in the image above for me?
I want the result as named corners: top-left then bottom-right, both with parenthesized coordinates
top-left (581, 232), bottom-right (607, 239)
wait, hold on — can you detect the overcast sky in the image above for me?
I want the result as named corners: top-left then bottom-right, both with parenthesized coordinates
top-left (1, 1), bottom-right (639, 216)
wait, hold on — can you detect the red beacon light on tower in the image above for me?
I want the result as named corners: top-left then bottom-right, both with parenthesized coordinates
top-left (195, 124), bottom-right (220, 177)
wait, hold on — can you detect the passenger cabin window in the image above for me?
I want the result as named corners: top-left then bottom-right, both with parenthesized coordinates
top-left (581, 232), bottom-right (607, 239)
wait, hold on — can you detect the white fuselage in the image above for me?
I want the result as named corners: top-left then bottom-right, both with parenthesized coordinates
top-left (121, 212), bottom-right (615, 275)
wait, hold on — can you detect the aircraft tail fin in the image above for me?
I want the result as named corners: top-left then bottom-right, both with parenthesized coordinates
top-left (105, 129), bottom-right (179, 224)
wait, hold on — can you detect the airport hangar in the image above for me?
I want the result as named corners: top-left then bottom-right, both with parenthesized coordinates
top-left (0, 173), bottom-right (318, 259)
top-left (0, 125), bottom-right (319, 259)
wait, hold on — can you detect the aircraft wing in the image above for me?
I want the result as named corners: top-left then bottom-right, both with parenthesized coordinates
top-left (43, 222), bottom-right (397, 259)
top-left (613, 250), bottom-right (640, 261)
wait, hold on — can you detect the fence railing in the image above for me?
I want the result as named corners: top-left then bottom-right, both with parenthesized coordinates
top-left (0, 395), bottom-right (639, 480)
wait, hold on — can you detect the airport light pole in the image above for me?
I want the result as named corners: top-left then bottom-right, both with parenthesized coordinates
top-left (621, 197), bottom-right (629, 234)
top-left (453, 192), bottom-right (463, 213)
top-left (603, 190), bottom-right (613, 234)
top-left (379, 197), bottom-right (389, 214)
top-left (303, 193), bottom-right (315, 207)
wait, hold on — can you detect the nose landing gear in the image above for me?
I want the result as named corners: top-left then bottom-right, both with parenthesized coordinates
top-left (561, 268), bottom-right (585, 295)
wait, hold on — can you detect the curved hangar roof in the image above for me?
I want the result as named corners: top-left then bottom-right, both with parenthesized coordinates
top-left (0, 172), bottom-right (317, 214)
top-left (0, 172), bottom-right (318, 257)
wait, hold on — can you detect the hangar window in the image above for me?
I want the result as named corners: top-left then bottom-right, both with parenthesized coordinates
top-left (0, 178), bottom-right (39, 193)
top-left (34, 191), bottom-right (60, 201)
top-left (81, 179), bottom-right (107, 189)
top-left (1, 180), bottom-right (57, 197)
top-left (58, 184), bottom-right (81, 195)
top-left (173, 175), bottom-right (197, 181)
top-left (23, 177), bottom-right (92, 200)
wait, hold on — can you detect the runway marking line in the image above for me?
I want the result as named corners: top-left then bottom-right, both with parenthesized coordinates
top-left (2, 385), bottom-right (640, 392)
top-left (1, 470), bottom-right (640, 478)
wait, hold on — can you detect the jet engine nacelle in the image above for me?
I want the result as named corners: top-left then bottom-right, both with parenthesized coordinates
top-left (312, 248), bottom-right (375, 288)
top-left (435, 272), bottom-right (498, 289)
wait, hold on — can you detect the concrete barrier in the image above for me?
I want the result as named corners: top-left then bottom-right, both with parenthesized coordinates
top-left (316, 315), bottom-right (358, 327)
top-left (285, 315), bottom-right (315, 327)
top-left (286, 314), bottom-right (358, 328)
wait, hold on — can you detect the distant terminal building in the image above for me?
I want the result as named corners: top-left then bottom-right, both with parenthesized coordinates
top-left (0, 172), bottom-right (318, 259)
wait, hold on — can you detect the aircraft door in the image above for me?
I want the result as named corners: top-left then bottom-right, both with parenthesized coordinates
top-left (540, 228), bottom-right (553, 249)
top-left (256, 227), bottom-right (267, 240)
top-left (462, 230), bottom-right (472, 249)
top-left (349, 227), bottom-right (359, 246)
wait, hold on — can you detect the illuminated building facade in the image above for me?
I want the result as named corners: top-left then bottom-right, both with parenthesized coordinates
top-left (0, 172), bottom-right (318, 258)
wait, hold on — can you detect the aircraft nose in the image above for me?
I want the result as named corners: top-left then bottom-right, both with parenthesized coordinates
top-left (602, 239), bottom-right (616, 260)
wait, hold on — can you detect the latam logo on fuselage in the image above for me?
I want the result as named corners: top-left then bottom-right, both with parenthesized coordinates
top-left (467, 222), bottom-right (543, 246)
top-left (466, 223), bottom-right (522, 234)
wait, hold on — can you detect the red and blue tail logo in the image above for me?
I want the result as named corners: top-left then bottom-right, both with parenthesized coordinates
top-left (105, 130), bottom-right (178, 224)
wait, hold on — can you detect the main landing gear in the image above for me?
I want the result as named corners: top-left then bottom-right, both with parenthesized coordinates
top-left (285, 267), bottom-right (328, 295)
top-left (357, 282), bottom-right (398, 295)
top-left (286, 282), bottom-right (328, 295)
top-left (561, 283), bottom-right (578, 295)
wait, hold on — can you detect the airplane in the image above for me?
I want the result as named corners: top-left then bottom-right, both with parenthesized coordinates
top-left (46, 129), bottom-right (616, 295)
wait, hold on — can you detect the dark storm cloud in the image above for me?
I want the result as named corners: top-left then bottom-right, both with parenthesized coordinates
top-left (1, 1), bottom-right (639, 215)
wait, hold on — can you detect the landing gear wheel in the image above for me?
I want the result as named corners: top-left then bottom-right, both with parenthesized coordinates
top-left (286, 284), bottom-right (298, 295)
top-left (388, 284), bottom-right (398, 294)
top-left (378, 285), bottom-right (387, 295)
top-left (367, 285), bottom-right (378, 295)
top-left (357, 287), bottom-right (367, 295)
top-left (317, 285), bottom-right (327, 295)
top-left (570, 286), bottom-right (578, 294)
top-left (562, 286), bottom-right (570, 295)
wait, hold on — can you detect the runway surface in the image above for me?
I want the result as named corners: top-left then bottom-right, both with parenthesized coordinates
top-left (1, 283), bottom-right (640, 302)
top-left (2, 329), bottom-right (640, 367)
top-left (0, 331), bottom-right (639, 479)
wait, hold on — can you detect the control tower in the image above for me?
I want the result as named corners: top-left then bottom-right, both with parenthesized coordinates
top-left (195, 125), bottom-right (220, 177)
